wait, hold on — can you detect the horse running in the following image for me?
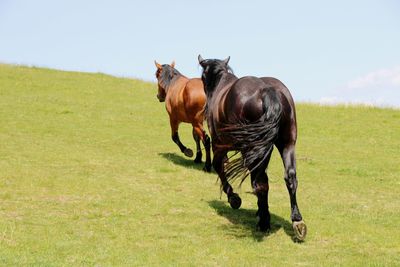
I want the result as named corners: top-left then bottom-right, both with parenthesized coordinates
top-left (154, 61), bottom-right (211, 172)
top-left (198, 55), bottom-right (307, 240)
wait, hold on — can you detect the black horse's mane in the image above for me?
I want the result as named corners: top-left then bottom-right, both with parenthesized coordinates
top-left (201, 59), bottom-right (234, 96)
top-left (156, 64), bottom-right (184, 89)
top-left (201, 59), bottom-right (234, 116)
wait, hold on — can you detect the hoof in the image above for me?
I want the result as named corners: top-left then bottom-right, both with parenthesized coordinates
top-left (292, 221), bottom-right (307, 241)
top-left (194, 157), bottom-right (202, 164)
top-left (183, 148), bottom-right (193, 158)
top-left (228, 193), bottom-right (242, 209)
top-left (202, 164), bottom-right (212, 172)
top-left (257, 221), bottom-right (271, 232)
top-left (256, 212), bottom-right (271, 232)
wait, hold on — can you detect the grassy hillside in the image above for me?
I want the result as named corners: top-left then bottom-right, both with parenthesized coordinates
top-left (1, 64), bottom-right (399, 266)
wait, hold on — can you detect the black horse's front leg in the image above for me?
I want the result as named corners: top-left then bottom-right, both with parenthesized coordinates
top-left (213, 150), bottom-right (241, 209)
top-left (202, 133), bottom-right (212, 172)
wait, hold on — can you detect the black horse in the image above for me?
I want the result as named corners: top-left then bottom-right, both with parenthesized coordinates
top-left (198, 55), bottom-right (307, 240)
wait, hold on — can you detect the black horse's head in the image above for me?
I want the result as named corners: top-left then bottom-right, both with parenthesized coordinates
top-left (154, 60), bottom-right (179, 102)
top-left (198, 55), bottom-right (232, 95)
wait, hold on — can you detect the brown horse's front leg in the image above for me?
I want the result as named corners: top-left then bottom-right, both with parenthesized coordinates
top-left (213, 150), bottom-right (241, 209)
top-left (170, 119), bottom-right (193, 157)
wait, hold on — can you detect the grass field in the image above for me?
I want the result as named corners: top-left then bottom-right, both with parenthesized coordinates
top-left (1, 64), bottom-right (399, 266)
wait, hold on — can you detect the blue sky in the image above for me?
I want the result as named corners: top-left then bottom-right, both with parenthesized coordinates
top-left (1, 0), bottom-right (399, 107)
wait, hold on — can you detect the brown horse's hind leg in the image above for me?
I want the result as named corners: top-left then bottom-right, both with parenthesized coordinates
top-left (170, 119), bottom-right (193, 158)
top-left (278, 144), bottom-right (307, 241)
top-left (213, 150), bottom-right (241, 209)
top-left (193, 125), bottom-right (212, 172)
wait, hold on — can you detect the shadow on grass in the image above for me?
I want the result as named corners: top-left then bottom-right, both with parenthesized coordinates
top-left (159, 152), bottom-right (213, 172)
top-left (208, 200), bottom-right (297, 242)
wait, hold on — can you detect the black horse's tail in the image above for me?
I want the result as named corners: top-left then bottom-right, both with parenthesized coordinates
top-left (221, 88), bottom-right (282, 185)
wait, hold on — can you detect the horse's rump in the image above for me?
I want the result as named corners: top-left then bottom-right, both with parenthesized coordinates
top-left (218, 86), bottom-right (282, 184)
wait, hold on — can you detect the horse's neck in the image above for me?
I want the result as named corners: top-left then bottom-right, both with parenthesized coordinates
top-left (165, 75), bottom-right (189, 112)
top-left (206, 73), bottom-right (237, 133)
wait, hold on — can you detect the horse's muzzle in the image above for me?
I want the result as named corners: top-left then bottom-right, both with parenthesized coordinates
top-left (157, 95), bottom-right (165, 102)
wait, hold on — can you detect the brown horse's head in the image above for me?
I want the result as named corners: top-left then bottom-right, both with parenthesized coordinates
top-left (154, 60), bottom-right (176, 102)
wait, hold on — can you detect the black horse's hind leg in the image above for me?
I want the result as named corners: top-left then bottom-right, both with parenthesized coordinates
top-left (250, 153), bottom-right (272, 232)
top-left (280, 145), bottom-right (302, 221)
top-left (279, 144), bottom-right (307, 240)
top-left (213, 151), bottom-right (241, 209)
top-left (192, 129), bottom-right (202, 163)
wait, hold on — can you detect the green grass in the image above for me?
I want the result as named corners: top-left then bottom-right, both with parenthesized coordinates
top-left (1, 64), bottom-right (399, 266)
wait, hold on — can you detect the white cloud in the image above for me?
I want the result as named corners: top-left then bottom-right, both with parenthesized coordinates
top-left (319, 66), bottom-right (400, 108)
top-left (347, 66), bottom-right (400, 90)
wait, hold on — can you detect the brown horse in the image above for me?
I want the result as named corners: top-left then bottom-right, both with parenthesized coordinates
top-left (198, 55), bottom-right (306, 240)
top-left (154, 60), bottom-right (211, 172)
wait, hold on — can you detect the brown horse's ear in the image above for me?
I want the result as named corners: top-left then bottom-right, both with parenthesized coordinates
top-left (154, 60), bottom-right (162, 70)
top-left (171, 60), bottom-right (175, 68)
top-left (223, 56), bottom-right (230, 65)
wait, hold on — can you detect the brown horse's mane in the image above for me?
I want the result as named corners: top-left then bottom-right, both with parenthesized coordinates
top-left (157, 64), bottom-right (186, 90)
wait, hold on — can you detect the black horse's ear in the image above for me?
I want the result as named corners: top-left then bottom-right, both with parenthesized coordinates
top-left (223, 56), bottom-right (230, 65)
top-left (198, 55), bottom-right (205, 66)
